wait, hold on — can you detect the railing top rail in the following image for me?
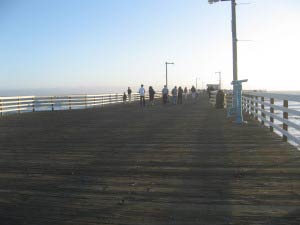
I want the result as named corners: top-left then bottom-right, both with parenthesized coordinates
top-left (245, 92), bottom-right (300, 102)
top-left (0, 96), bottom-right (35, 100)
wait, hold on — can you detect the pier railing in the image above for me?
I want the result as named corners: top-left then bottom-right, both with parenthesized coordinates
top-left (0, 92), bottom-right (161, 116)
top-left (243, 92), bottom-right (300, 145)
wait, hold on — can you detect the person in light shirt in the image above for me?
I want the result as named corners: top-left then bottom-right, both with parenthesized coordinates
top-left (138, 84), bottom-right (146, 107)
top-left (162, 85), bottom-right (169, 104)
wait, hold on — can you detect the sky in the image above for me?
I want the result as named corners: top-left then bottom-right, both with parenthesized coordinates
top-left (0, 0), bottom-right (300, 95)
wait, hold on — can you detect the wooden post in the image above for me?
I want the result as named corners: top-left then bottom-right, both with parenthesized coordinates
top-left (69, 97), bottom-right (72, 110)
top-left (283, 100), bottom-right (288, 142)
top-left (242, 95), bottom-right (245, 112)
top-left (85, 95), bottom-right (87, 109)
top-left (247, 97), bottom-right (250, 113)
top-left (270, 98), bottom-right (274, 132)
top-left (18, 97), bottom-right (20, 114)
top-left (32, 97), bottom-right (35, 112)
top-left (109, 95), bottom-right (112, 104)
top-left (93, 96), bottom-right (96, 107)
top-left (0, 99), bottom-right (2, 116)
top-left (102, 96), bottom-right (104, 107)
top-left (51, 97), bottom-right (54, 111)
top-left (250, 96), bottom-right (254, 116)
top-left (255, 96), bottom-right (258, 120)
top-left (115, 94), bottom-right (118, 103)
top-left (261, 97), bottom-right (265, 125)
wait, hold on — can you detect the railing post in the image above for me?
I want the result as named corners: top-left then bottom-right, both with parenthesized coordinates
top-left (51, 97), bottom-right (54, 111)
top-left (115, 93), bottom-right (118, 103)
top-left (93, 96), bottom-right (96, 107)
top-left (69, 96), bottom-right (72, 110)
top-left (270, 98), bottom-right (274, 132)
top-left (0, 99), bottom-right (2, 116)
top-left (283, 100), bottom-right (288, 142)
top-left (32, 97), bottom-right (35, 112)
top-left (85, 95), bottom-right (87, 109)
top-left (18, 97), bottom-right (20, 114)
top-left (250, 96), bottom-right (254, 116)
top-left (109, 95), bottom-right (112, 104)
top-left (255, 96), bottom-right (258, 120)
top-left (102, 96), bottom-right (104, 107)
top-left (261, 97), bottom-right (265, 125)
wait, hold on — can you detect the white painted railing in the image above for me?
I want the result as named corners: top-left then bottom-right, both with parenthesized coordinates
top-left (243, 92), bottom-right (300, 146)
top-left (209, 90), bottom-right (218, 106)
top-left (0, 92), bottom-right (161, 116)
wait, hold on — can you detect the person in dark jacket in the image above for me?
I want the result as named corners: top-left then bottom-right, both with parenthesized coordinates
top-left (149, 86), bottom-right (156, 105)
top-left (123, 92), bottom-right (127, 103)
top-left (127, 87), bottom-right (132, 102)
top-left (178, 86), bottom-right (183, 104)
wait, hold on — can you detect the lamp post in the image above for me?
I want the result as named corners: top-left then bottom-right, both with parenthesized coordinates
top-left (208, 0), bottom-right (238, 107)
top-left (215, 72), bottom-right (221, 89)
top-left (165, 62), bottom-right (174, 87)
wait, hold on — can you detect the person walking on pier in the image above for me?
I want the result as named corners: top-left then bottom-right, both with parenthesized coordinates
top-left (171, 86), bottom-right (177, 105)
top-left (162, 85), bottom-right (169, 104)
top-left (178, 86), bottom-right (183, 104)
top-left (127, 87), bottom-right (132, 102)
top-left (184, 87), bottom-right (188, 100)
top-left (138, 84), bottom-right (146, 107)
top-left (149, 86), bottom-right (155, 105)
top-left (191, 85), bottom-right (196, 99)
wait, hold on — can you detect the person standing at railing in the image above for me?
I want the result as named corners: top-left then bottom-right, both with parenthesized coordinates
top-left (149, 86), bottom-right (155, 105)
top-left (178, 86), bottom-right (183, 104)
top-left (162, 85), bottom-right (169, 104)
top-left (184, 87), bottom-right (188, 100)
top-left (171, 86), bottom-right (178, 105)
top-left (123, 92), bottom-right (127, 104)
top-left (127, 87), bottom-right (132, 102)
top-left (191, 86), bottom-right (196, 99)
top-left (138, 84), bottom-right (146, 107)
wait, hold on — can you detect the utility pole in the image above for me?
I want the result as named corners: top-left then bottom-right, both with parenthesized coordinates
top-left (231, 0), bottom-right (238, 82)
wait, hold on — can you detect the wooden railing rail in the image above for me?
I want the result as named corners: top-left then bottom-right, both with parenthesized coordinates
top-left (243, 92), bottom-right (300, 146)
top-left (0, 92), bottom-right (162, 116)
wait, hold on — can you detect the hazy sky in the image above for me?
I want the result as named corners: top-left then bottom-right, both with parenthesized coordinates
top-left (0, 0), bottom-right (299, 94)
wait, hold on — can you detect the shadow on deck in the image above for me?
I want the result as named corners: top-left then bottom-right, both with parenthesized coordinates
top-left (0, 95), bottom-right (300, 225)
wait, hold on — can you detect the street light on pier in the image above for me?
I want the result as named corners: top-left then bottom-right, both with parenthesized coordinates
top-left (208, 0), bottom-right (238, 83)
top-left (208, 0), bottom-right (238, 109)
top-left (165, 62), bottom-right (174, 88)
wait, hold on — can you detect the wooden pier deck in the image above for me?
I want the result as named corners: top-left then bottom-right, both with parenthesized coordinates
top-left (0, 95), bottom-right (300, 225)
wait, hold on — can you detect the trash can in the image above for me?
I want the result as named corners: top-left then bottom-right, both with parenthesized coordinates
top-left (215, 90), bottom-right (225, 109)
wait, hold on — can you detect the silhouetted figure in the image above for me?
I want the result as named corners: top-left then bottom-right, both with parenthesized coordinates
top-left (127, 87), bottom-right (132, 102)
top-left (149, 86), bottom-right (155, 105)
top-left (123, 92), bottom-right (127, 103)
top-left (178, 86), bottom-right (183, 104)
top-left (191, 86), bottom-right (196, 99)
top-left (216, 90), bottom-right (225, 109)
top-left (184, 87), bottom-right (188, 100)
